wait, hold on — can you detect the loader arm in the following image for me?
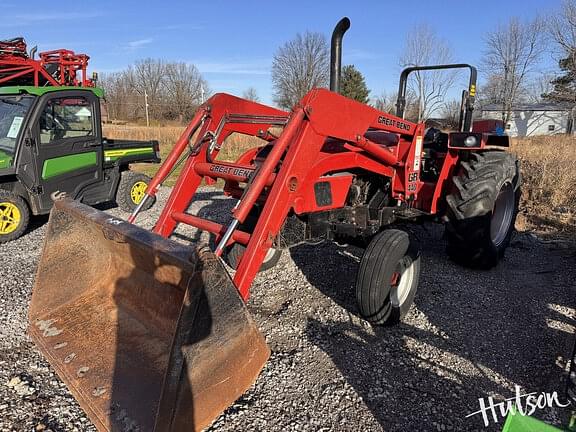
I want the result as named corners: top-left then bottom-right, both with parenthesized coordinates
top-left (132, 88), bottom-right (425, 299)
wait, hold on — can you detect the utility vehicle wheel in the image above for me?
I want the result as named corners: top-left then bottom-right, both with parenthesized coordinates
top-left (0, 191), bottom-right (30, 244)
top-left (224, 243), bottom-right (282, 272)
top-left (116, 171), bottom-right (155, 213)
top-left (445, 151), bottom-right (521, 269)
top-left (356, 229), bottom-right (421, 325)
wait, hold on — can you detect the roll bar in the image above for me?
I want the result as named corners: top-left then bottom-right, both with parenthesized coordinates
top-left (395, 64), bottom-right (478, 132)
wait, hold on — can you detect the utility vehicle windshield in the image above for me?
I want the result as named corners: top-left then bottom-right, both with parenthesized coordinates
top-left (0, 95), bottom-right (33, 169)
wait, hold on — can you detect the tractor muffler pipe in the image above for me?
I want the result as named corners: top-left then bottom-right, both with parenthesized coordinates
top-left (329, 17), bottom-right (351, 93)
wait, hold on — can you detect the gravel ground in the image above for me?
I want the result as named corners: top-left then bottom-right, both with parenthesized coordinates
top-left (1, 187), bottom-right (575, 432)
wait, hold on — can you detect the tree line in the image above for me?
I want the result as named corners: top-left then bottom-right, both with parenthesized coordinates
top-left (102, 0), bottom-right (576, 125)
top-left (101, 59), bottom-right (209, 123)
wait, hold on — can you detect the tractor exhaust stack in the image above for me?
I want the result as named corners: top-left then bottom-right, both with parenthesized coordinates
top-left (329, 17), bottom-right (351, 93)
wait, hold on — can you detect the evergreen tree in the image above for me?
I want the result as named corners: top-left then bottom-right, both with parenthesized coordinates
top-left (543, 54), bottom-right (576, 104)
top-left (340, 65), bottom-right (370, 103)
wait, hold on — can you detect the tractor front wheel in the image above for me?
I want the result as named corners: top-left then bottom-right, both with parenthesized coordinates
top-left (224, 243), bottom-right (282, 272)
top-left (445, 151), bottom-right (521, 269)
top-left (356, 229), bottom-right (420, 325)
top-left (116, 171), bottom-right (156, 213)
top-left (0, 191), bottom-right (30, 244)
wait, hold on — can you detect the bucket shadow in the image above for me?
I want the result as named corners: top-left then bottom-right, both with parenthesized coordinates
top-left (29, 202), bottom-right (219, 431)
top-left (105, 214), bottom-right (268, 431)
top-left (171, 191), bottom-right (235, 247)
top-left (109, 230), bottom-right (209, 431)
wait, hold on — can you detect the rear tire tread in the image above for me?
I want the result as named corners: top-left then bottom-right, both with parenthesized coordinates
top-left (445, 150), bottom-right (521, 268)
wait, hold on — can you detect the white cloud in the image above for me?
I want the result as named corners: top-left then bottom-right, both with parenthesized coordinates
top-left (126, 38), bottom-right (154, 49)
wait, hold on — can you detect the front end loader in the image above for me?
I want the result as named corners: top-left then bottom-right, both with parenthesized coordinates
top-left (29, 17), bottom-right (520, 431)
top-left (29, 199), bottom-right (269, 431)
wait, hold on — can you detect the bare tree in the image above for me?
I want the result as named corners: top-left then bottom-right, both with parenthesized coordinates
top-left (272, 31), bottom-right (329, 110)
top-left (164, 62), bottom-right (207, 121)
top-left (545, 0), bottom-right (576, 105)
top-left (372, 91), bottom-right (397, 113)
top-left (100, 71), bottom-right (142, 121)
top-left (372, 90), bottom-right (419, 118)
top-left (483, 17), bottom-right (545, 124)
top-left (132, 58), bottom-right (167, 120)
top-left (526, 73), bottom-right (555, 103)
top-left (399, 25), bottom-right (459, 122)
top-left (242, 87), bottom-right (260, 102)
top-left (549, 0), bottom-right (576, 63)
top-left (440, 99), bottom-right (462, 129)
top-left (99, 72), bottom-right (121, 120)
top-left (100, 59), bottom-right (209, 123)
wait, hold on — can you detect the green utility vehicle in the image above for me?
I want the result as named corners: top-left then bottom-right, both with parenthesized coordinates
top-left (0, 86), bottom-right (160, 242)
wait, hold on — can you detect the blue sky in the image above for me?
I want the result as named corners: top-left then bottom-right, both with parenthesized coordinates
top-left (0, 0), bottom-right (560, 105)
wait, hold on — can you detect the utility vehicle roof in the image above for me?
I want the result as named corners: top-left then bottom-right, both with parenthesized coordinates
top-left (0, 86), bottom-right (104, 98)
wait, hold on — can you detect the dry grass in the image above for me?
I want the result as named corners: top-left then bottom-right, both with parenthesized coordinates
top-left (510, 135), bottom-right (576, 233)
top-left (103, 124), bottom-right (576, 228)
top-left (511, 135), bottom-right (576, 212)
top-left (103, 125), bottom-right (184, 184)
top-left (103, 125), bottom-right (259, 185)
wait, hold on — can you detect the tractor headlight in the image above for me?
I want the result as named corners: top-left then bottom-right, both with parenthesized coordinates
top-left (448, 132), bottom-right (483, 149)
top-left (464, 135), bottom-right (478, 147)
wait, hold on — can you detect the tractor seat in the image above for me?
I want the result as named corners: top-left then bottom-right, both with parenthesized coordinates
top-left (423, 128), bottom-right (448, 152)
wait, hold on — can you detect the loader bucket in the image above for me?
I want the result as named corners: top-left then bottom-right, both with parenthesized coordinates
top-left (28, 199), bottom-right (269, 432)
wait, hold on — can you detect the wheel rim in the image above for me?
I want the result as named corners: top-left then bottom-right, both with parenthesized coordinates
top-left (490, 182), bottom-right (515, 247)
top-left (0, 202), bottom-right (21, 235)
top-left (263, 247), bottom-right (276, 264)
top-left (390, 256), bottom-right (415, 307)
top-left (130, 181), bottom-right (148, 205)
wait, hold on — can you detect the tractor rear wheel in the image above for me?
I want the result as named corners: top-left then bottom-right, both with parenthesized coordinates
top-left (224, 243), bottom-right (282, 272)
top-left (0, 191), bottom-right (30, 243)
top-left (116, 171), bottom-right (156, 213)
top-left (356, 229), bottom-right (420, 325)
top-left (445, 151), bottom-right (521, 269)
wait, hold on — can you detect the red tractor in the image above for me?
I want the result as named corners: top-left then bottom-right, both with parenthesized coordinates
top-left (130, 17), bottom-right (520, 323)
top-left (29, 17), bottom-right (521, 432)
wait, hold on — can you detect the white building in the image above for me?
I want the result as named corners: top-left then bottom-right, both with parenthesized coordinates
top-left (480, 103), bottom-right (574, 137)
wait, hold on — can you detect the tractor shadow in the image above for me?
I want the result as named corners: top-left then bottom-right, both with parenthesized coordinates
top-left (171, 190), bottom-right (235, 248)
top-left (154, 189), bottom-right (575, 430)
top-left (293, 224), bottom-right (576, 431)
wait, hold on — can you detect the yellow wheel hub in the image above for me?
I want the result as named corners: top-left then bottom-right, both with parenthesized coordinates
top-left (0, 202), bottom-right (21, 235)
top-left (130, 181), bottom-right (148, 205)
